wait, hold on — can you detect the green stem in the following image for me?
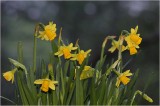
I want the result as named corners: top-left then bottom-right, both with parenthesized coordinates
top-left (17, 41), bottom-right (23, 63)
top-left (0, 96), bottom-right (17, 105)
top-left (33, 35), bottom-right (37, 73)
top-left (130, 90), bottom-right (153, 105)
top-left (115, 36), bottom-right (123, 101)
top-left (100, 37), bottom-right (107, 66)
top-left (112, 69), bottom-right (120, 76)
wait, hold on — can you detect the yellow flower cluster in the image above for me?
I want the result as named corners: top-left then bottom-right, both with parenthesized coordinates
top-left (2, 22), bottom-right (143, 93)
top-left (108, 26), bottom-right (142, 55)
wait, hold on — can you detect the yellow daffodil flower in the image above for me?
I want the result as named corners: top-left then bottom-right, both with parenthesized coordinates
top-left (116, 70), bottom-right (133, 87)
top-left (125, 26), bottom-right (142, 55)
top-left (38, 22), bottom-right (57, 41)
top-left (3, 68), bottom-right (17, 83)
top-left (54, 43), bottom-right (77, 59)
top-left (108, 39), bottom-right (126, 53)
top-left (71, 49), bottom-right (91, 64)
top-left (75, 66), bottom-right (94, 80)
top-left (34, 78), bottom-right (58, 92)
top-left (80, 66), bottom-right (94, 80)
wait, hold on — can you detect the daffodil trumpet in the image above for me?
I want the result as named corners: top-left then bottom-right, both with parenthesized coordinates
top-left (3, 68), bottom-right (17, 83)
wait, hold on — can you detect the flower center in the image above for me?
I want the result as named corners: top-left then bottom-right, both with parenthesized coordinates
top-left (129, 46), bottom-right (137, 55)
top-left (41, 80), bottom-right (50, 92)
top-left (119, 74), bottom-right (130, 85)
top-left (45, 28), bottom-right (56, 41)
top-left (77, 53), bottom-right (85, 64)
top-left (63, 48), bottom-right (71, 59)
top-left (130, 35), bottom-right (142, 45)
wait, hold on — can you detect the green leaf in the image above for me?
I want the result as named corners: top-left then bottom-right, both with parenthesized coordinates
top-left (64, 60), bottom-right (70, 77)
top-left (41, 92), bottom-right (47, 105)
top-left (97, 77), bottom-right (107, 105)
top-left (90, 76), bottom-right (96, 105)
top-left (17, 72), bottom-right (29, 105)
top-left (66, 82), bottom-right (75, 105)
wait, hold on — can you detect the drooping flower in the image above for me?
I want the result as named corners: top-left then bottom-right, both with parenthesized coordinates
top-left (34, 78), bottom-right (58, 92)
top-left (54, 43), bottom-right (77, 59)
top-left (3, 68), bottom-right (17, 83)
top-left (38, 22), bottom-right (57, 41)
top-left (108, 39), bottom-right (126, 53)
top-left (116, 70), bottom-right (133, 87)
top-left (71, 49), bottom-right (91, 64)
top-left (125, 26), bottom-right (142, 55)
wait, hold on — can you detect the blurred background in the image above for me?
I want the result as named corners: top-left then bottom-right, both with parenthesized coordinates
top-left (1, 1), bottom-right (159, 105)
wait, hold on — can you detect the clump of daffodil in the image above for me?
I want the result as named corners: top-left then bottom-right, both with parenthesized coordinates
top-left (54, 43), bottom-right (78, 59)
top-left (71, 49), bottom-right (91, 64)
top-left (3, 68), bottom-right (17, 83)
top-left (125, 26), bottom-right (142, 55)
top-left (38, 22), bottom-right (57, 41)
top-left (114, 70), bottom-right (133, 87)
top-left (108, 36), bottom-right (127, 53)
top-left (34, 78), bottom-right (58, 92)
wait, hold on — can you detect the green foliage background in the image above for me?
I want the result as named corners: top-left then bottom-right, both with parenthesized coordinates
top-left (1, 1), bottom-right (159, 105)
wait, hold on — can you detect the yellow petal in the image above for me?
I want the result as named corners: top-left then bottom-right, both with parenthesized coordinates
top-left (71, 47), bottom-right (78, 50)
top-left (49, 82), bottom-right (56, 90)
top-left (131, 28), bottom-right (135, 34)
top-left (68, 43), bottom-right (73, 48)
top-left (123, 70), bottom-right (133, 76)
top-left (86, 49), bottom-right (91, 54)
top-left (52, 81), bottom-right (58, 84)
top-left (70, 57), bottom-right (77, 60)
top-left (34, 79), bottom-right (44, 84)
top-left (54, 51), bottom-right (60, 55)
top-left (108, 46), bottom-right (116, 53)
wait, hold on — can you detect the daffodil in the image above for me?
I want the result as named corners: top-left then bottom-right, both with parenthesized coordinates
top-left (34, 78), bottom-right (58, 92)
top-left (125, 26), bottom-right (142, 55)
top-left (71, 49), bottom-right (91, 64)
top-left (108, 39), bottom-right (126, 53)
top-left (80, 66), bottom-right (94, 80)
top-left (54, 43), bottom-right (77, 59)
top-left (74, 66), bottom-right (94, 80)
top-left (38, 22), bottom-right (57, 41)
top-left (115, 70), bottom-right (133, 87)
top-left (3, 68), bottom-right (17, 83)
